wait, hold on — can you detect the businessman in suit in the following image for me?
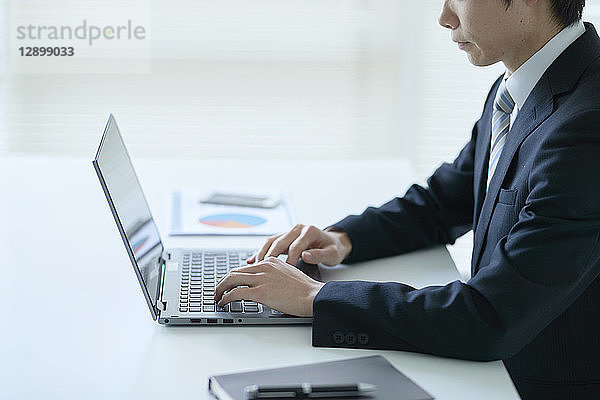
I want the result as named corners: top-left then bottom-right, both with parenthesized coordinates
top-left (215, 0), bottom-right (600, 398)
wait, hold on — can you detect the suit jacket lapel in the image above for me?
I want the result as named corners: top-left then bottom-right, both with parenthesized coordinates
top-left (472, 81), bottom-right (497, 233)
top-left (471, 77), bottom-right (554, 272)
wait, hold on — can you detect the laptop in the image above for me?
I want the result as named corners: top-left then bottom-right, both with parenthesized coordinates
top-left (93, 114), bottom-right (320, 325)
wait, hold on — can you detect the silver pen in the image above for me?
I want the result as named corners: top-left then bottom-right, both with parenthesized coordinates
top-left (244, 382), bottom-right (377, 399)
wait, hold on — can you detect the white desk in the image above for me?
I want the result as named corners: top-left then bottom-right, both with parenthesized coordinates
top-left (0, 156), bottom-right (519, 399)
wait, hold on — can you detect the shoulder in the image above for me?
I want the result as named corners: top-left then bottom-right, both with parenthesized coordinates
top-left (553, 53), bottom-right (600, 115)
top-left (542, 54), bottom-right (600, 156)
top-left (528, 109), bottom-right (600, 217)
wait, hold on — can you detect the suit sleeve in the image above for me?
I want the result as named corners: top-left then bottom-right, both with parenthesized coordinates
top-left (312, 110), bottom-right (600, 361)
top-left (331, 76), bottom-right (502, 263)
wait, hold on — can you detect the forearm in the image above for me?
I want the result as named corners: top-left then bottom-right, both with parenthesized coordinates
top-left (312, 192), bottom-right (600, 361)
top-left (333, 179), bottom-right (473, 263)
top-left (330, 126), bottom-right (478, 264)
top-left (312, 280), bottom-right (508, 361)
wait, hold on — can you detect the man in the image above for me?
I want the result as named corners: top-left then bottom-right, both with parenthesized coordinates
top-left (215, 0), bottom-right (600, 398)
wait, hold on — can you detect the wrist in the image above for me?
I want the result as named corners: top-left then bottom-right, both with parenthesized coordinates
top-left (308, 281), bottom-right (326, 317)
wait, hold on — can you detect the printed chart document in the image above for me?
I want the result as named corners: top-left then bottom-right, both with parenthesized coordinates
top-left (169, 188), bottom-right (294, 236)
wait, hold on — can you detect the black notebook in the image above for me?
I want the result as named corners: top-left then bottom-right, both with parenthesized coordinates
top-left (208, 355), bottom-right (434, 400)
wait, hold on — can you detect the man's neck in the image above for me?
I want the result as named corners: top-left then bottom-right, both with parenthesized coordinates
top-left (504, 22), bottom-right (564, 74)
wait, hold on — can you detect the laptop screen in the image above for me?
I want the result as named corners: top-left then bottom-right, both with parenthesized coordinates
top-left (93, 115), bottom-right (163, 318)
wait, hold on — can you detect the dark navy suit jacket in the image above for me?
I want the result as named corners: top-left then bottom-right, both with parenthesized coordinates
top-left (312, 23), bottom-right (600, 399)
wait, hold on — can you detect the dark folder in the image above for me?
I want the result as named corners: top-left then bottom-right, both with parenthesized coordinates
top-left (208, 355), bottom-right (434, 400)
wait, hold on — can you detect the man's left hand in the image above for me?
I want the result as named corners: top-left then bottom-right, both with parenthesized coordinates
top-left (214, 257), bottom-right (325, 317)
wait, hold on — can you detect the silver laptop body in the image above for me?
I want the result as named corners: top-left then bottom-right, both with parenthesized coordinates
top-left (93, 114), bottom-right (318, 325)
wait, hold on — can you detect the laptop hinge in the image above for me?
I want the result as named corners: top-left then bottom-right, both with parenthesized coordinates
top-left (156, 254), bottom-right (168, 312)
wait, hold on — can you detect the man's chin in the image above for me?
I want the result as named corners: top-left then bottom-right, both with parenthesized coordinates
top-left (466, 53), bottom-right (499, 68)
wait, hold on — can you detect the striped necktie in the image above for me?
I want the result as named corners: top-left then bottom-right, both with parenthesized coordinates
top-left (488, 80), bottom-right (515, 187)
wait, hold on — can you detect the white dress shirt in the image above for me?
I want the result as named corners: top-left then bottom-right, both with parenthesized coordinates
top-left (503, 21), bottom-right (586, 129)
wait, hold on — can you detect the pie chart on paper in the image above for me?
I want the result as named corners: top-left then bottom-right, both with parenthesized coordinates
top-left (199, 213), bottom-right (267, 229)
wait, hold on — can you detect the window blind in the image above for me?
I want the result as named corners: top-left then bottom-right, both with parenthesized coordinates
top-left (2, 2), bottom-right (598, 161)
top-left (3, 0), bottom-right (416, 159)
top-left (0, 0), bottom-right (7, 153)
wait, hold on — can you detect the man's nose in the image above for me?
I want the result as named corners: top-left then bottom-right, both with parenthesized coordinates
top-left (438, 0), bottom-right (459, 30)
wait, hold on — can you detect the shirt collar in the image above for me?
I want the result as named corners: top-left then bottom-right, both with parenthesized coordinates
top-left (505, 20), bottom-right (586, 111)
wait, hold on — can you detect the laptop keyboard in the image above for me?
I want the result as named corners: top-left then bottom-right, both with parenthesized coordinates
top-left (178, 251), bottom-right (262, 314)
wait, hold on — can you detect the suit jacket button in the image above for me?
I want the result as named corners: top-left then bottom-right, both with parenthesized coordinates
top-left (345, 332), bottom-right (357, 345)
top-left (358, 333), bottom-right (369, 345)
top-left (332, 331), bottom-right (345, 344)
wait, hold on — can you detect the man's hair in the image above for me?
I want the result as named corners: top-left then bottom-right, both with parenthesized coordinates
top-left (502, 0), bottom-right (585, 28)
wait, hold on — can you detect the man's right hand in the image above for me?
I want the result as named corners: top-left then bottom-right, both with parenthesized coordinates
top-left (246, 224), bottom-right (352, 267)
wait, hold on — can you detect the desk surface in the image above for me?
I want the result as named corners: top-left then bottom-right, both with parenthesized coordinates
top-left (0, 156), bottom-right (519, 399)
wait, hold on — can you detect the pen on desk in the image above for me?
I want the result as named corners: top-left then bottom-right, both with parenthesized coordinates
top-left (244, 382), bottom-right (377, 399)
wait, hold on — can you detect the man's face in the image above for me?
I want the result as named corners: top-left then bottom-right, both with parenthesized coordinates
top-left (439, 0), bottom-right (532, 69)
